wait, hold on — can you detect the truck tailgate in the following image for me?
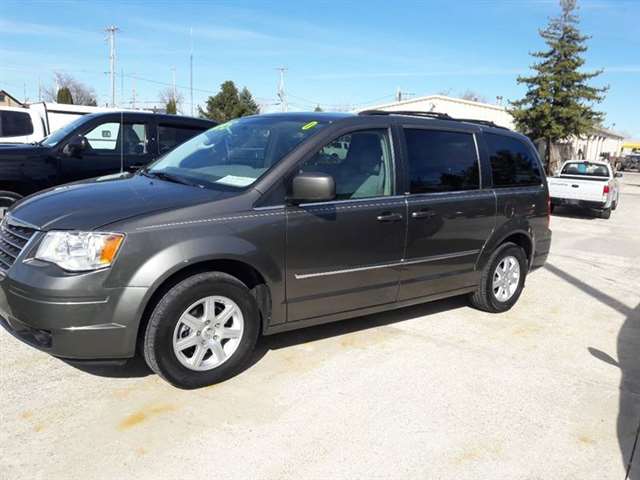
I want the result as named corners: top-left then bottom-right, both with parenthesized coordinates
top-left (548, 176), bottom-right (607, 202)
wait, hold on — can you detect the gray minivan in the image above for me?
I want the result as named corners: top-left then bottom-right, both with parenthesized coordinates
top-left (0, 111), bottom-right (551, 388)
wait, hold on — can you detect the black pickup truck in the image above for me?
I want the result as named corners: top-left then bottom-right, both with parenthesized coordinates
top-left (0, 111), bottom-right (216, 216)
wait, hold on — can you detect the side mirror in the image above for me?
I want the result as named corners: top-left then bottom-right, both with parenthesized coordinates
top-left (615, 172), bottom-right (623, 178)
top-left (289, 172), bottom-right (336, 204)
top-left (62, 135), bottom-right (88, 157)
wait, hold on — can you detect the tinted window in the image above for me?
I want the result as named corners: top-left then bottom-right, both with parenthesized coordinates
top-left (405, 129), bottom-right (479, 193)
top-left (486, 133), bottom-right (542, 187)
top-left (158, 125), bottom-right (205, 154)
top-left (299, 130), bottom-right (394, 200)
top-left (0, 111), bottom-right (34, 137)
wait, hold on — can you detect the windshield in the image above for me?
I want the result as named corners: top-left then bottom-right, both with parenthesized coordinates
top-left (147, 116), bottom-right (329, 189)
top-left (41, 115), bottom-right (91, 147)
top-left (561, 162), bottom-right (610, 177)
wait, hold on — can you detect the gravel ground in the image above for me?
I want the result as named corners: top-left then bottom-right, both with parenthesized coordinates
top-left (1, 173), bottom-right (639, 480)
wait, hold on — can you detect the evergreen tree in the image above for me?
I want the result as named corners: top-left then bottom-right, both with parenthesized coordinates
top-left (166, 98), bottom-right (177, 114)
top-left (314, 104), bottom-right (323, 112)
top-left (199, 81), bottom-right (259, 123)
top-left (509, 0), bottom-right (606, 172)
top-left (56, 87), bottom-right (73, 104)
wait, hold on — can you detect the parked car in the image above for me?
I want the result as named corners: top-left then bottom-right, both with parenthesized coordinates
top-left (619, 154), bottom-right (640, 171)
top-left (0, 102), bottom-right (123, 144)
top-left (0, 111), bottom-right (551, 388)
top-left (0, 111), bottom-right (216, 217)
top-left (548, 160), bottom-right (621, 218)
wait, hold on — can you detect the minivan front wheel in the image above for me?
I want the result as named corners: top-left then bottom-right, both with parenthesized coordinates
top-left (469, 242), bottom-right (527, 313)
top-left (143, 272), bottom-right (260, 389)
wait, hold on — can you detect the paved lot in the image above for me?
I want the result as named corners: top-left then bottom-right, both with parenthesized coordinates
top-left (1, 173), bottom-right (639, 480)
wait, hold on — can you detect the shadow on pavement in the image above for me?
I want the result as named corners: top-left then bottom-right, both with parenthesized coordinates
top-left (545, 262), bottom-right (640, 478)
top-left (551, 206), bottom-right (599, 220)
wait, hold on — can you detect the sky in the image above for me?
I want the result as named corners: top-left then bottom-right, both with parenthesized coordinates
top-left (1, 0), bottom-right (639, 137)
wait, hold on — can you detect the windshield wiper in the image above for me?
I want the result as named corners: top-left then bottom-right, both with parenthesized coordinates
top-left (140, 169), bottom-right (203, 188)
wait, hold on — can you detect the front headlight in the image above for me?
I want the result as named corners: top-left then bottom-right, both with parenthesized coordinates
top-left (35, 231), bottom-right (125, 272)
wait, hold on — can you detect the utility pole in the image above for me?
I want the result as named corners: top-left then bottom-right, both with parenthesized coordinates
top-left (171, 66), bottom-right (177, 103)
top-left (105, 25), bottom-right (119, 108)
top-left (120, 68), bottom-right (124, 107)
top-left (190, 27), bottom-right (194, 116)
top-left (277, 67), bottom-right (287, 112)
top-left (131, 75), bottom-right (136, 109)
top-left (37, 77), bottom-right (41, 102)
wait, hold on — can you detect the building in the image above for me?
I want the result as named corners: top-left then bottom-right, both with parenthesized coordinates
top-left (570, 126), bottom-right (625, 161)
top-left (622, 140), bottom-right (640, 155)
top-left (359, 94), bottom-right (515, 129)
top-left (0, 90), bottom-right (24, 107)
top-left (360, 94), bottom-right (624, 162)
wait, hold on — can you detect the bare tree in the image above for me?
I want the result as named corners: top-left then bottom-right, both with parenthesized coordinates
top-left (43, 72), bottom-right (97, 106)
top-left (159, 87), bottom-right (184, 114)
top-left (460, 90), bottom-right (488, 103)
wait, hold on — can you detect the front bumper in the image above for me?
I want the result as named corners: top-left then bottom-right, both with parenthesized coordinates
top-left (0, 271), bottom-right (147, 359)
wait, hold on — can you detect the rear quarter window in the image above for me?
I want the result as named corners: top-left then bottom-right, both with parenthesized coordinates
top-left (0, 111), bottom-right (34, 137)
top-left (485, 133), bottom-right (542, 187)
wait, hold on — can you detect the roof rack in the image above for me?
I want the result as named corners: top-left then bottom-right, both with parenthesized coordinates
top-left (359, 109), bottom-right (452, 120)
top-left (454, 118), bottom-right (509, 130)
top-left (359, 109), bottom-right (509, 130)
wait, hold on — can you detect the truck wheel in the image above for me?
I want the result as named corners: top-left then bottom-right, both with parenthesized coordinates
top-left (469, 242), bottom-right (527, 313)
top-left (0, 191), bottom-right (21, 219)
top-left (612, 198), bottom-right (618, 210)
top-left (549, 203), bottom-right (555, 214)
top-left (599, 208), bottom-right (611, 219)
top-left (143, 272), bottom-right (260, 389)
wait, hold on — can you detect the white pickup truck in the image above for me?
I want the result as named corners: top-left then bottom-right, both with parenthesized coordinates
top-left (548, 160), bottom-right (621, 219)
top-left (0, 102), bottom-right (119, 144)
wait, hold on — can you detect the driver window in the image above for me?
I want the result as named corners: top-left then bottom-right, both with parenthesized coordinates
top-left (83, 122), bottom-right (147, 155)
top-left (299, 129), bottom-right (393, 200)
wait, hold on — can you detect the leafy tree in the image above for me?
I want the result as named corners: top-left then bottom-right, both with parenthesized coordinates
top-left (56, 87), bottom-right (73, 104)
top-left (509, 0), bottom-right (607, 172)
top-left (199, 81), bottom-right (259, 123)
top-left (314, 104), bottom-right (323, 112)
top-left (45, 72), bottom-right (97, 106)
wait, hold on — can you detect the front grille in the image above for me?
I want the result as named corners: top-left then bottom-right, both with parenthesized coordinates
top-left (0, 215), bottom-right (37, 273)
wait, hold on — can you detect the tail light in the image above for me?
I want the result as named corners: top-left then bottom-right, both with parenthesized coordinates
top-left (603, 185), bottom-right (610, 196)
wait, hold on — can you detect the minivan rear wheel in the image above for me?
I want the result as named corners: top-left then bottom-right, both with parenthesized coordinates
top-left (143, 272), bottom-right (260, 389)
top-left (469, 242), bottom-right (527, 313)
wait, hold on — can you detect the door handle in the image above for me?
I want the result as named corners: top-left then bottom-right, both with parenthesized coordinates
top-left (376, 212), bottom-right (403, 222)
top-left (411, 210), bottom-right (436, 219)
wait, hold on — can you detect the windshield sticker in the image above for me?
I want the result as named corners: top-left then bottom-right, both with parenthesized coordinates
top-left (301, 121), bottom-right (319, 131)
top-left (215, 175), bottom-right (255, 187)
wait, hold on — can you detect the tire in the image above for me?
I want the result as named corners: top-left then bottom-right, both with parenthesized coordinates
top-left (549, 203), bottom-right (555, 214)
top-left (469, 242), bottom-right (528, 313)
top-left (0, 191), bottom-right (22, 219)
top-left (612, 197), bottom-right (618, 210)
top-left (599, 207), bottom-right (611, 219)
top-left (143, 272), bottom-right (260, 389)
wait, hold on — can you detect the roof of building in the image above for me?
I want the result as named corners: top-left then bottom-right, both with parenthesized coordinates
top-left (0, 90), bottom-right (24, 106)
top-left (360, 94), bottom-right (508, 113)
top-left (592, 126), bottom-right (625, 139)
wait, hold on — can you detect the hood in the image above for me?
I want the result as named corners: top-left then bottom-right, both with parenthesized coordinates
top-left (0, 143), bottom-right (44, 153)
top-left (10, 173), bottom-right (236, 230)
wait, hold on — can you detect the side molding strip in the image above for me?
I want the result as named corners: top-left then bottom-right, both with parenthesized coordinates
top-left (294, 249), bottom-right (480, 280)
